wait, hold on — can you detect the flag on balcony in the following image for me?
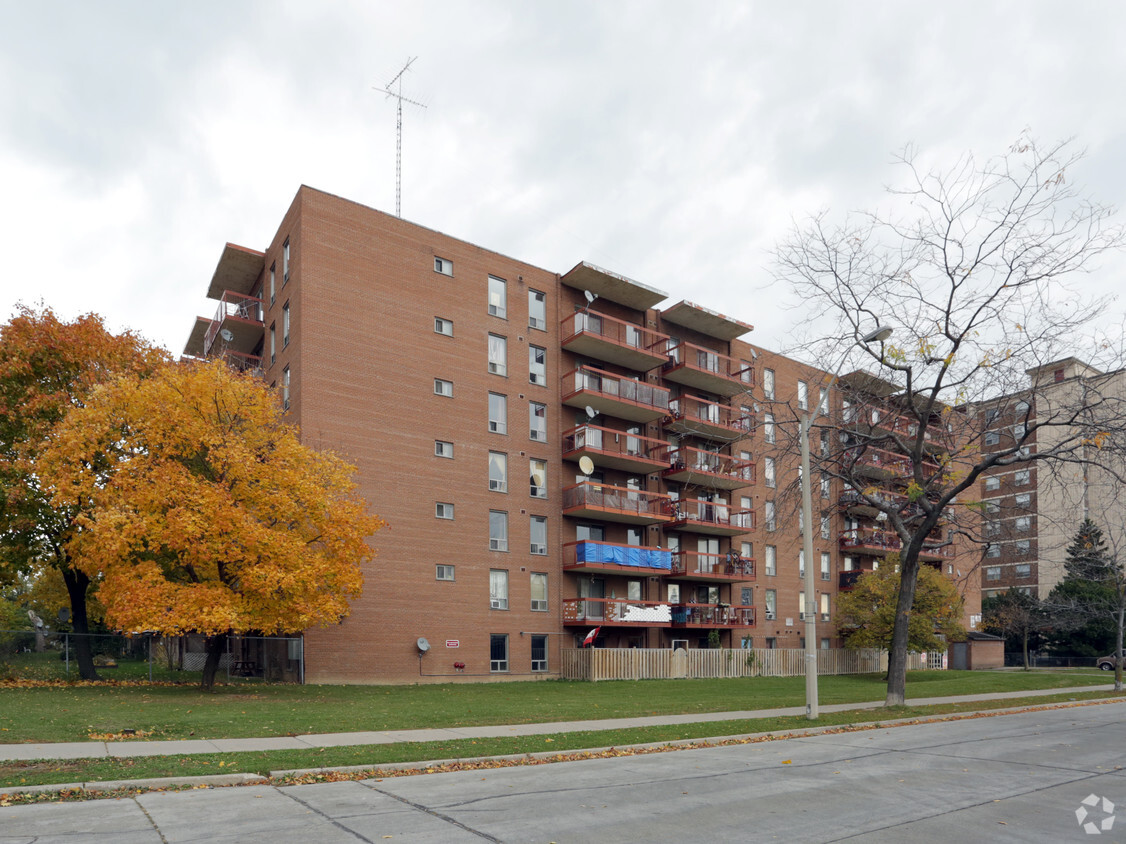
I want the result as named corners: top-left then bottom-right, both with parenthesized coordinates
top-left (582, 626), bottom-right (601, 648)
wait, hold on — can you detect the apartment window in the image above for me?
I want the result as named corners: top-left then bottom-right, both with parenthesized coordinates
top-left (764, 545), bottom-right (776, 576)
top-left (435, 502), bottom-right (454, 520)
top-left (529, 402), bottom-right (547, 441)
top-left (741, 541), bottom-right (753, 558)
top-left (1015, 493), bottom-right (1032, 509)
top-left (488, 452), bottom-right (508, 492)
top-left (765, 589), bottom-right (776, 620)
top-left (530, 458), bottom-right (547, 498)
top-left (530, 515), bottom-right (547, 555)
top-left (1015, 539), bottom-right (1031, 555)
top-left (820, 514), bottom-right (831, 540)
top-left (799, 591), bottom-right (807, 620)
top-left (1015, 469), bottom-right (1031, 486)
top-left (765, 501), bottom-right (776, 532)
top-left (436, 564), bottom-right (455, 581)
top-left (985, 501), bottom-right (1000, 515)
top-left (435, 440), bottom-right (454, 458)
top-left (531, 633), bottom-right (548, 672)
top-left (488, 392), bottom-right (507, 433)
top-left (763, 368), bottom-right (775, 400)
top-left (488, 334), bottom-right (507, 376)
top-left (985, 566), bottom-right (1001, 582)
top-left (1015, 400), bottom-right (1030, 417)
top-left (1016, 516), bottom-right (1031, 533)
top-left (764, 456), bottom-right (776, 488)
top-left (985, 476), bottom-right (1000, 491)
top-left (530, 572), bottom-right (548, 612)
top-left (281, 366), bottom-right (290, 410)
top-left (1012, 423), bottom-right (1027, 439)
top-left (488, 275), bottom-right (507, 318)
top-left (268, 263), bottom-right (276, 306)
top-left (820, 473), bottom-right (831, 500)
top-left (434, 256), bottom-right (453, 276)
top-left (798, 549), bottom-right (805, 579)
top-left (740, 360), bottom-right (753, 385)
top-left (984, 431), bottom-right (1000, 446)
top-left (529, 345), bottom-right (546, 385)
top-left (282, 301), bottom-right (290, 347)
top-left (282, 238), bottom-right (290, 283)
top-left (529, 289), bottom-right (547, 330)
top-left (489, 510), bottom-right (509, 551)
top-left (269, 323), bottom-right (276, 366)
top-left (821, 552), bottom-right (831, 581)
top-left (434, 378), bottom-right (454, 397)
top-left (490, 633), bottom-right (508, 672)
top-left (764, 413), bottom-right (775, 444)
top-left (489, 569), bottom-right (509, 609)
top-left (820, 593), bottom-right (830, 620)
top-left (1015, 563), bottom-right (1032, 579)
top-left (434, 317), bottom-right (453, 336)
top-left (986, 543), bottom-right (1000, 558)
top-left (797, 380), bottom-right (808, 410)
top-left (818, 388), bottom-right (828, 416)
top-left (735, 587), bottom-right (750, 607)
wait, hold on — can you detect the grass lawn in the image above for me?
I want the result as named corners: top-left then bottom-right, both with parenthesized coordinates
top-left (0, 669), bottom-right (1109, 744)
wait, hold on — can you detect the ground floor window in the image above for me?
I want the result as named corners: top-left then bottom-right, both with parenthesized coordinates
top-left (531, 634), bottom-right (548, 672)
top-left (490, 634), bottom-right (508, 672)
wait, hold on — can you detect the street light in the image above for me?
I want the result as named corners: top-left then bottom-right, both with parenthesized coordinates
top-left (800, 323), bottom-right (892, 719)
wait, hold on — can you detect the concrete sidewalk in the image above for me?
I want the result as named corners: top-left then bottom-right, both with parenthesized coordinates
top-left (0, 683), bottom-right (1115, 762)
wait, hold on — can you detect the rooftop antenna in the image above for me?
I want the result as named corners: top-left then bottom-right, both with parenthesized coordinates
top-left (376, 57), bottom-right (427, 218)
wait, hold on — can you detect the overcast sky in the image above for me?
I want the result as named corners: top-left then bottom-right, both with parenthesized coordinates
top-left (3, 1), bottom-right (1125, 360)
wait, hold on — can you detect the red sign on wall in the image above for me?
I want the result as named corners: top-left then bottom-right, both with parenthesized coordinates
top-left (445, 640), bottom-right (459, 648)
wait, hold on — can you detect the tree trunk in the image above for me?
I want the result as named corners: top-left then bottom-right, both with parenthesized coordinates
top-left (885, 554), bottom-right (922, 706)
top-left (1021, 628), bottom-right (1030, 670)
top-left (1115, 605), bottom-right (1123, 693)
top-left (61, 567), bottom-right (101, 681)
top-left (199, 633), bottom-right (228, 692)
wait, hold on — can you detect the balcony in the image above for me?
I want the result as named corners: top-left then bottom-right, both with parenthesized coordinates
top-left (563, 540), bottom-right (672, 574)
top-left (664, 498), bottom-right (754, 536)
top-left (562, 597), bottom-right (673, 626)
top-left (562, 366), bottom-right (670, 423)
top-left (662, 446), bottom-right (755, 490)
top-left (838, 528), bottom-right (954, 560)
top-left (659, 340), bottom-right (754, 397)
top-left (671, 604), bottom-right (755, 628)
top-left (561, 312), bottom-right (669, 372)
top-left (845, 446), bottom-right (912, 480)
top-left (203, 290), bottom-right (265, 357)
top-left (843, 405), bottom-right (947, 453)
top-left (562, 482), bottom-right (672, 525)
top-left (219, 350), bottom-right (264, 377)
top-left (838, 568), bottom-right (875, 591)
top-left (670, 551), bottom-right (755, 582)
top-left (562, 425), bottom-right (670, 473)
top-left (664, 395), bottom-right (754, 442)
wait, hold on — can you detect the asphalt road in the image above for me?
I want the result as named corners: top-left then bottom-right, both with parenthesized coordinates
top-left (2, 702), bottom-right (1123, 843)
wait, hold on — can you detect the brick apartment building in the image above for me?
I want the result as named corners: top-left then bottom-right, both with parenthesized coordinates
top-left (184, 186), bottom-right (979, 683)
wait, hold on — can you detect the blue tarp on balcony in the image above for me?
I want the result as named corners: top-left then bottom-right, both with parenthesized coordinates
top-left (575, 541), bottom-right (671, 570)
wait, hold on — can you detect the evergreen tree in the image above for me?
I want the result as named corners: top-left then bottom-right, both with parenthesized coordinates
top-left (1046, 519), bottom-right (1118, 658)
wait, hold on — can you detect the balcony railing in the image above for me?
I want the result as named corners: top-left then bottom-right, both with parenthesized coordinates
top-left (663, 446), bottom-right (755, 489)
top-left (563, 540), bottom-right (672, 572)
top-left (843, 405), bottom-right (944, 450)
top-left (664, 497), bottom-right (754, 535)
top-left (670, 550), bottom-right (755, 580)
top-left (220, 350), bottom-right (264, 376)
top-left (562, 597), bottom-right (673, 625)
top-left (561, 366), bottom-right (670, 423)
top-left (838, 528), bottom-right (954, 560)
top-left (203, 290), bottom-right (265, 356)
top-left (657, 340), bottom-right (754, 397)
top-left (671, 604), bottom-right (755, 627)
top-left (838, 568), bottom-right (874, 590)
top-left (562, 482), bottom-right (672, 525)
top-left (845, 446), bottom-right (912, 478)
top-left (562, 424), bottom-right (671, 472)
top-left (665, 394), bottom-right (754, 441)
top-left (560, 312), bottom-right (669, 371)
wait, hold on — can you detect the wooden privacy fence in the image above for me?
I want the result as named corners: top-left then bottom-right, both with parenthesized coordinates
top-left (560, 647), bottom-right (934, 681)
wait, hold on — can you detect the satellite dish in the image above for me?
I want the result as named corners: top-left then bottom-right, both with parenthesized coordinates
top-left (583, 290), bottom-right (597, 304)
top-left (57, 608), bottom-right (70, 623)
top-left (579, 456), bottom-right (595, 475)
top-left (416, 637), bottom-right (431, 653)
top-left (219, 328), bottom-right (234, 342)
top-left (585, 405), bottom-right (597, 420)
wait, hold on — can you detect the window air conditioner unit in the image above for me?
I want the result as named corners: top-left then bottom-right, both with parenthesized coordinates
top-left (489, 540), bottom-right (507, 551)
top-left (490, 599), bottom-right (505, 609)
top-left (489, 363), bottom-right (504, 374)
top-left (489, 421), bottom-right (502, 432)
top-left (531, 600), bottom-right (547, 611)
top-left (765, 612), bottom-right (776, 621)
top-left (530, 544), bottom-right (547, 555)
top-left (821, 613), bottom-right (831, 622)
top-left (489, 480), bottom-right (505, 491)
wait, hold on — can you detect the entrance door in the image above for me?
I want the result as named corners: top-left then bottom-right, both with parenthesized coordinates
top-left (579, 576), bottom-right (605, 620)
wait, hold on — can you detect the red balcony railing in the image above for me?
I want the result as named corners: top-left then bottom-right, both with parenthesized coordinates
top-left (220, 350), bottom-right (264, 376)
top-left (563, 482), bottom-right (672, 525)
top-left (562, 424), bottom-right (671, 472)
top-left (561, 366), bottom-right (671, 423)
top-left (657, 340), bottom-right (754, 396)
top-left (562, 597), bottom-right (673, 625)
top-left (671, 604), bottom-right (755, 627)
top-left (845, 446), bottom-right (912, 478)
top-left (203, 290), bottom-right (265, 356)
top-left (665, 395), bottom-right (754, 441)
top-left (838, 528), bottom-right (954, 559)
top-left (563, 540), bottom-right (672, 573)
top-left (664, 497), bottom-right (754, 535)
top-left (663, 446), bottom-right (755, 489)
top-left (560, 312), bottom-right (669, 371)
top-left (670, 550), bottom-right (755, 580)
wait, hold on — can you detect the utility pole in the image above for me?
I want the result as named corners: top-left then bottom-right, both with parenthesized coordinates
top-left (376, 57), bottom-right (426, 218)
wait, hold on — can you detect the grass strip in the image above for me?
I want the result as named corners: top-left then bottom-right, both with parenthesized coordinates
top-left (3, 689), bottom-right (1121, 799)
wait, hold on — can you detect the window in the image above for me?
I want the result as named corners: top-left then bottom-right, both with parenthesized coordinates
top-left (985, 566), bottom-right (1001, 582)
top-left (490, 633), bottom-right (508, 671)
top-left (820, 514), bottom-right (831, 540)
top-left (436, 564), bottom-right (455, 581)
top-left (268, 263), bottom-right (276, 306)
top-left (818, 388), bottom-right (828, 416)
top-left (763, 368), bottom-right (775, 400)
top-left (530, 572), bottom-right (548, 612)
top-left (488, 452), bottom-right (508, 492)
top-left (741, 587), bottom-right (753, 605)
top-left (764, 456), bottom-right (776, 488)
top-left (530, 459), bottom-right (547, 498)
top-left (488, 275), bottom-right (506, 318)
top-left (1014, 469), bottom-right (1031, 486)
top-left (488, 392), bottom-right (507, 433)
top-left (986, 543), bottom-right (1000, 558)
top-left (529, 345), bottom-right (546, 385)
top-left (488, 334), bottom-right (507, 376)
top-left (821, 474), bottom-right (831, 500)
top-left (1015, 539), bottom-right (1031, 555)
top-left (764, 413), bottom-right (775, 444)
top-left (434, 256), bottom-right (453, 276)
top-left (281, 366), bottom-right (290, 410)
top-left (530, 515), bottom-right (547, 555)
top-left (434, 378), bottom-right (453, 397)
top-left (489, 511), bottom-right (508, 551)
top-left (529, 402), bottom-right (547, 441)
top-left (741, 541), bottom-right (753, 558)
top-left (764, 545), bottom-right (776, 576)
top-left (489, 569), bottom-right (509, 609)
top-left (435, 440), bottom-right (454, 458)
top-left (765, 589), bottom-right (776, 620)
top-left (765, 501), bottom-right (776, 532)
top-left (1012, 423), bottom-right (1026, 439)
top-left (985, 476), bottom-right (1000, 491)
top-left (798, 549), bottom-right (805, 579)
top-left (282, 301), bottom-right (290, 347)
top-left (434, 317), bottom-right (453, 336)
top-left (984, 431), bottom-right (1000, 446)
top-left (798, 591), bottom-right (807, 620)
top-left (282, 238), bottom-right (290, 283)
top-left (797, 380), bottom-right (808, 410)
top-left (529, 289), bottom-right (546, 330)
top-left (1016, 516), bottom-right (1031, 532)
top-left (821, 552), bottom-right (831, 581)
top-left (269, 323), bottom-right (276, 366)
top-left (1015, 400), bottom-right (1030, 417)
top-left (531, 633), bottom-right (548, 672)
top-left (435, 502), bottom-right (454, 520)
top-left (1015, 493), bottom-right (1032, 509)
top-left (820, 593), bottom-right (830, 620)
top-left (1015, 563), bottom-right (1032, 578)
top-left (740, 360), bottom-right (753, 384)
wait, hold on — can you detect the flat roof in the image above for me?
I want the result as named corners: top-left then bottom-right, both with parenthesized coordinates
top-left (182, 316), bottom-right (211, 358)
top-left (206, 243), bottom-right (266, 300)
top-left (660, 300), bottom-right (753, 340)
top-left (560, 262), bottom-right (668, 311)
top-left (838, 369), bottom-right (901, 398)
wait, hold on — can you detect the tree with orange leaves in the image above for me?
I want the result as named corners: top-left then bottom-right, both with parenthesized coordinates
top-left (0, 306), bottom-right (166, 680)
top-left (42, 359), bottom-right (382, 690)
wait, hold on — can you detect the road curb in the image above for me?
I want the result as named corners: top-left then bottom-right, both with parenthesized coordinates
top-left (0, 772), bottom-right (268, 797)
